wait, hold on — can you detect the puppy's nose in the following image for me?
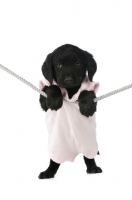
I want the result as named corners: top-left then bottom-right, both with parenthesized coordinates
top-left (64, 77), bottom-right (73, 84)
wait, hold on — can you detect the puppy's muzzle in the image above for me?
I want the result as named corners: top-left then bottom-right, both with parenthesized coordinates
top-left (64, 77), bottom-right (73, 84)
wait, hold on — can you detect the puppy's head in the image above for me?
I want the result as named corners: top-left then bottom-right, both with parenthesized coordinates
top-left (42, 44), bottom-right (97, 88)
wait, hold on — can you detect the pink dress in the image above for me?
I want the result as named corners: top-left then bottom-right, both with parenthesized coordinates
top-left (39, 76), bottom-right (99, 164)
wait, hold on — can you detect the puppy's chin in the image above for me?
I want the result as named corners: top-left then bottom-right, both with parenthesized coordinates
top-left (57, 83), bottom-right (73, 88)
top-left (57, 81), bottom-right (80, 88)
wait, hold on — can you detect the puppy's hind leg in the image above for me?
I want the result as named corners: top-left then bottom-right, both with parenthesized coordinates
top-left (38, 159), bottom-right (60, 179)
top-left (83, 156), bottom-right (102, 174)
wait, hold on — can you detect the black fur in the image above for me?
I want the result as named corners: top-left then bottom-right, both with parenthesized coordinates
top-left (39, 44), bottom-right (102, 179)
top-left (38, 159), bottom-right (60, 179)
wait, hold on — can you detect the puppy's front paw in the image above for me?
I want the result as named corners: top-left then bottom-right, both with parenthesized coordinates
top-left (46, 96), bottom-right (63, 111)
top-left (78, 90), bottom-right (97, 117)
top-left (46, 85), bottom-right (63, 111)
top-left (79, 102), bottom-right (96, 117)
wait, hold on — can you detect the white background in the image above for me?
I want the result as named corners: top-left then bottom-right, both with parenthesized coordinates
top-left (0, 0), bottom-right (132, 199)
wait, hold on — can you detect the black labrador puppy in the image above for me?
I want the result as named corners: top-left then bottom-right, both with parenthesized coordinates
top-left (39, 44), bottom-right (102, 179)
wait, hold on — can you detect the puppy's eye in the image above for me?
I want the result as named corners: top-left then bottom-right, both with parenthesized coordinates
top-left (75, 61), bottom-right (81, 67)
top-left (57, 63), bottom-right (63, 69)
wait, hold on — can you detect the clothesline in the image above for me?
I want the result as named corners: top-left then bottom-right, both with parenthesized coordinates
top-left (0, 64), bottom-right (132, 103)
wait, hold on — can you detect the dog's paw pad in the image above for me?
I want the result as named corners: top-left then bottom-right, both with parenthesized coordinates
top-left (87, 166), bottom-right (102, 174)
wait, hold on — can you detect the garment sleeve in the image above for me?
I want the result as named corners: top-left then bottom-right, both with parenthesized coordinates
top-left (86, 81), bottom-right (100, 94)
top-left (92, 82), bottom-right (99, 94)
top-left (39, 78), bottom-right (50, 90)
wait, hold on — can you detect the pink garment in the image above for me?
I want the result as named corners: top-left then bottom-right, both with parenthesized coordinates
top-left (39, 76), bottom-right (99, 164)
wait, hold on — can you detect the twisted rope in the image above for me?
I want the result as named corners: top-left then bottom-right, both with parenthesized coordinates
top-left (0, 64), bottom-right (47, 98)
top-left (0, 64), bottom-right (132, 103)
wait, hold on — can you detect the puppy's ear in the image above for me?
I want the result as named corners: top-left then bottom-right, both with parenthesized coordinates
top-left (84, 51), bottom-right (97, 82)
top-left (42, 53), bottom-right (53, 84)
